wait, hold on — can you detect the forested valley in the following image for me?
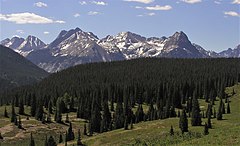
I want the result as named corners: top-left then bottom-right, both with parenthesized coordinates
top-left (0, 58), bottom-right (240, 146)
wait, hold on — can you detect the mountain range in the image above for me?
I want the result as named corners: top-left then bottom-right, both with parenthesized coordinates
top-left (1, 28), bottom-right (239, 72)
top-left (0, 45), bottom-right (48, 91)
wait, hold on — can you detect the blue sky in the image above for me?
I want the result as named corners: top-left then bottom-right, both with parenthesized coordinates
top-left (0, 0), bottom-right (239, 52)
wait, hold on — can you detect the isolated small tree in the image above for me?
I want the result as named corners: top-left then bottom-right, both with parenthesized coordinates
top-left (179, 109), bottom-right (188, 134)
top-left (29, 133), bottom-right (35, 146)
top-left (227, 100), bottom-right (231, 114)
top-left (59, 134), bottom-right (63, 143)
top-left (83, 124), bottom-right (87, 135)
top-left (65, 113), bottom-right (69, 123)
top-left (14, 116), bottom-right (18, 126)
top-left (191, 97), bottom-right (202, 126)
top-left (11, 104), bottom-right (16, 123)
top-left (77, 129), bottom-right (83, 146)
top-left (203, 122), bottom-right (209, 135)
top-left (4, 107), bottom-right (8, 118)
top-left (170, 125), bottom-right (174, 136)
top-left (18, 116), bottom-right (22, 129)
top-left (67, 122), bottom-right (75, 141)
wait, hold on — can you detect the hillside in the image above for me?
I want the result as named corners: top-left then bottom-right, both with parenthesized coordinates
top-left (0, 45), bottom-right (49, 91)
top-left (0, 83), bottom-right (239, 146)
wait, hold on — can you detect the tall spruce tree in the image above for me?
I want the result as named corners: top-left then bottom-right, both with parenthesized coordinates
top-left (11, 103), bottom-right (16, 123)
top-left (217, 99), bottom-right (223, 120)
top-left (83, 124), bottom-right (87, 135)
top-left (90, 94), bottom-right (102, 132)
top-left (55, 98), bottom-right (63, 123)
top-left (227, 100), bottom-right (231, 114)
top-left (35, 100), bottom-right (44, 121)
top-left (135, 104), bottom-right (144, 123)
top-left (179, 109), bottom-right (188, 134)
top-left (191, 97), bottom-right (202, 126)
top-left (67, 122), bottom-right (75, 141)
top-left (18, 116), bottom-right (22, 129)
top-left (4, 106), bottom-right (8, 118)
top-left (170, 125), bottom-right (174, 136)
top-left (203, 122), bottom-right (209, 135)
top-left (30, 94), bottom-right (36, 117)
top-left (18, 97), bottom-right (24, 115)
top-left (114, 100), bottom-right (124, 129)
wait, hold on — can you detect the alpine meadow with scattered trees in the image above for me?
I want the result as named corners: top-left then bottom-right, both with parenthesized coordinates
top-left (0, 58), bottom-right (240, 145)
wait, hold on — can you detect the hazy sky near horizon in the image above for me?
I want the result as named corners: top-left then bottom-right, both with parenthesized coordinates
top-left (0, 0), bottom-right (239, 52)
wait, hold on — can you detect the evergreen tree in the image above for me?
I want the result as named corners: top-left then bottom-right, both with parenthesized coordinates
top-left (14, 115), bottom-right (18, 126)
top-left (48, 101), bottom-right (53, 114)
top-left (11, 102), bottom-right (16, 123)
top-left (191, 97), bottom-right (202, 126)
top-left (18, 97), bottom-right (24, 115)
top-left (179, 109), bottom-right (188, 134)
top-left (29, 133), bottom-right (35, 146)
top-left (30, 94), bottom-right (36, 117)
top-left (207, 115), bottom-right (212, 129)
top-left (222, 102), bottom-right (226, 114)
top-left (65, 113), bottom-right (70, 123)
top-left (69, 97), bottom-right (75, 112)
top-left (170, 125), bottom-right (174, 136)
top-left (124, 116), bottom-right (128, 130)
top-left (227, 100), bottom-right (231, 114)
top-left (217, 99), bottom-right (223, 120)
top-left (59, 134), bottom-right (63, 143)
top-left (114, 101), bottom-right (124, 129)
top-left (83, 124), bottom-right (87, 135)
top-left (213, 107), bottom-right (216, 118)
top-left (203, 122), bottom-right (209, 135)
top-left (47, 136), bottom-right (57, 146)
top-left (42, 113), bottom-right (46, 124)
top-left (47, 112), bottom-right (51, 123)
top-left (4, 106), bottom-right (8, 118)
top-left (18, 116), bottom-right (22, 129)
top-left (130, 119), bottom-right (133, 129)
top-left (35, 100), bottom-right (44, 121)
top-left (88, 121), bottom-right (93, 136)
top-left (135, 104), bottom-right (144, 123)
top-left (77, 129), bottom-right (83, 146)
top-left (92, 92), bottom-right (102, 132)
top-left (67, 122), bottom-right (75, 141)
top-left (55, 98), bottom-right (63, 123)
